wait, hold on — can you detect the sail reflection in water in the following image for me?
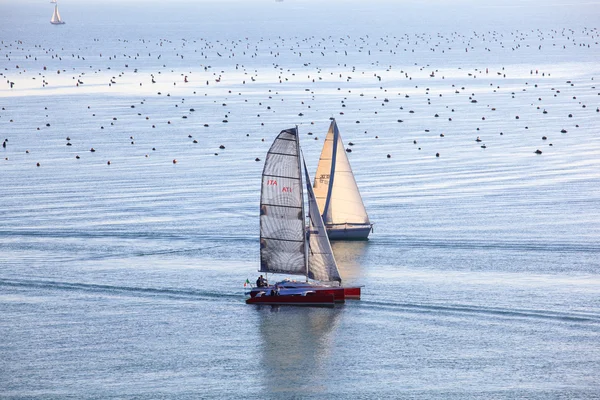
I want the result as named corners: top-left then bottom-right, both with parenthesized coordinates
top-left (257, 307), bottom-right (343, 394)
top-left (330, 240), bottom-right (369, 281)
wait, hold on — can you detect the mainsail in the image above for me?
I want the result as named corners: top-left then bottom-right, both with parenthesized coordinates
top-left (50, 4), bottom-right (64, 24)
top-left (260, 128), bottom-right (306, 277)
top-left (260, 128), bottom-right (342, 283)
top-left (313, 119), bottom-right (370, 230)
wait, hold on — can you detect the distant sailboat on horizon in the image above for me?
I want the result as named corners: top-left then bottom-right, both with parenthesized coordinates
top-left (50, 4), bottom-right (65, 25)
top-left (50, 0), bottom-right (57, 4)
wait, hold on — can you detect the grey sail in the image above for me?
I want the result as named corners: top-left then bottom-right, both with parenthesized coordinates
top-left (303, 157), bottom-right (342, 283)
top-left (259, 128), bottom-right (306, 277)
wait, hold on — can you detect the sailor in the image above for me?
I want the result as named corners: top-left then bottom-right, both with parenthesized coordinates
top-left (256, 275), bottom-right (266, 287)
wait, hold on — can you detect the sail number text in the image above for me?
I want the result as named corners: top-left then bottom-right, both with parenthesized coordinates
top-left (318, 174), bottom-right (330, 184)
top-left (267, 180), bottom-right (292, 193)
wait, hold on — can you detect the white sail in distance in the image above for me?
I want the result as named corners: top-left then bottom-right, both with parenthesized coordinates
top-left (313, 120), bottom-right (370, 231)
top-left (50, 4), bottom-right (65, 24)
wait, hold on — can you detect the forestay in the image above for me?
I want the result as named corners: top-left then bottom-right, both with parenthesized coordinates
top-left (304, 158), bottom-right (342, 283)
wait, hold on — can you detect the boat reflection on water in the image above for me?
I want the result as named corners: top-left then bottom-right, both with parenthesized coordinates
top-left (256, 307), bottom-right (343, 394)
top-left (330, 240), bottom-right (368, 282)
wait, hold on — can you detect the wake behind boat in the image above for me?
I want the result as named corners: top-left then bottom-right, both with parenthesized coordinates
top-left (313, 119), bottom-right (372, 240)
top-left (50, 4), bottom-right (65, 25)
top-left (246, 127), bottom-right (362, 306)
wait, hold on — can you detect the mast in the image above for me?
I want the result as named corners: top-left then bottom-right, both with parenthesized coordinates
top-left (296, 126), bottom-right (309, 282)
top-left (322, 119), bottom-right (339, 221)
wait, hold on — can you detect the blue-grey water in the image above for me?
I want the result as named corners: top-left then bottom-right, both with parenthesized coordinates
top-left (1, 0), bottom-right (599, 398)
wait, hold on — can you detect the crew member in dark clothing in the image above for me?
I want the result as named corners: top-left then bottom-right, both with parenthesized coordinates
top-left (256, 275), bottom-right (266, 287)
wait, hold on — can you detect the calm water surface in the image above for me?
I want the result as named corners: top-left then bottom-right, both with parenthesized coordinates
top-left (1, 0), bottom-right (599, 398)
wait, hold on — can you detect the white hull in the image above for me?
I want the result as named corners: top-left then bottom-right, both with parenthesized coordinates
top-left (326, 224), bottom-right (372, 240)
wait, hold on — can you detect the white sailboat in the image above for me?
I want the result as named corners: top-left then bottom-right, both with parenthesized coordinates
top-left (50, 4), bottom-right (65, 25)
top-left (313, 119), bottom-right (372, 240)
top-left (50, 0), bottom-right (57, 3)
top-left (247, 128), bottom-right (361, 306)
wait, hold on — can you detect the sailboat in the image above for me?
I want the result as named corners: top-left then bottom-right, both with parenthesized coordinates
top-left (50, 4), bottom-right (65, 25)
top-left (313, 119), bottom-right (372, 240)
top-left (247, 127), bottom-right (361, 306)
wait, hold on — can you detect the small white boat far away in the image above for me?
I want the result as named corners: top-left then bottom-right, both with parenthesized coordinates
top-left (50, 4), bottom-right (65, 24)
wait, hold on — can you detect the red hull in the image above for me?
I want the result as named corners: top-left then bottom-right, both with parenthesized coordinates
top-left (246, 293), bottom-right (335, 307)
top-left (343, 287), bottom-right (361, 299)
top-left (250, 286), bottom-right (346, 302)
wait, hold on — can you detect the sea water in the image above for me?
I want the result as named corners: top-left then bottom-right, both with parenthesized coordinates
top-left (1, 0), bottom-right (599, 398)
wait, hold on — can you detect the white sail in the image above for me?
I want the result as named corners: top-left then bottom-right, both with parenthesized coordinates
top-left (303, 157), bottom-right (342, 283)
top-left (50, 4), bottom-right (64, 24)
top-left (313, 120), bottom-right (370, 233)
top-left (259, 128), bottom-right (306, 277)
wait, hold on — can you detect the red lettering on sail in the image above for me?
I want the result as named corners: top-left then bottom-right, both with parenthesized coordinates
top-left (267, 180), bottom-right (277, 186)
top-left (282, 187), bottom-right (292, 193)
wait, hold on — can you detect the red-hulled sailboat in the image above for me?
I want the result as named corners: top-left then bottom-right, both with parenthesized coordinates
top-left (246, 127), bottom-right (362, 307)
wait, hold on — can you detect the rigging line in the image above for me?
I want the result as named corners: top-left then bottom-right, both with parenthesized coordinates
top-left (266, 151), bottom-right (299, 157)
top-left (261, 203), bottom-right (302, 209)
top-left (263, 173), bottom-right (301, 180)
